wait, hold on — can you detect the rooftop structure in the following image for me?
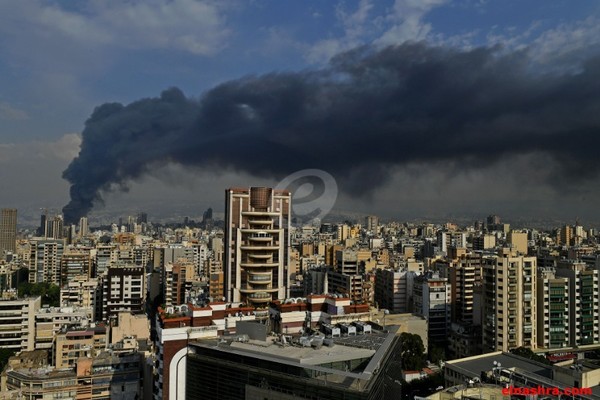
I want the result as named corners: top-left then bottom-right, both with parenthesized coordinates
top-left (186, 325), bottom-right (402, 399)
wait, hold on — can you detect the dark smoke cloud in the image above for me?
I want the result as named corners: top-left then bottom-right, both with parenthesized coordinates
top-left (62, 42), bottom-right (600, 223)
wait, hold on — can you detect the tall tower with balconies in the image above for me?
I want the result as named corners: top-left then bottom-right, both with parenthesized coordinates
top-left (482, 249), bottom-right (537, 352)
top-left (224, 187), bottom-right (291, 305)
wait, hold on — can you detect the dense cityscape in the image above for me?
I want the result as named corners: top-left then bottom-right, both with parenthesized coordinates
top-left (1, 187), bottom-right (600, 399)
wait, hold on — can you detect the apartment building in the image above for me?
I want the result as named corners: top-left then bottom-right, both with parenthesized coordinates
top-left (482, 250), bottom-right (537, 352)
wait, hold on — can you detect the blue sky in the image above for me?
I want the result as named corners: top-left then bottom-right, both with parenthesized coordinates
top-left (2, 0), bottom-right (600, 225)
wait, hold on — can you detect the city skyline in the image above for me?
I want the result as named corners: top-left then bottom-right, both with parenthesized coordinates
top-left (2, 1), bottom-right (600, 223)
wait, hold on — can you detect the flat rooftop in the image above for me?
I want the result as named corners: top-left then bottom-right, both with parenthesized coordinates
top-left (446, 352), bottom-right (553, 379)
top-left (189, 326), bottom-right (399, 391)
top-left (228, 338), bottom-right (376, 366)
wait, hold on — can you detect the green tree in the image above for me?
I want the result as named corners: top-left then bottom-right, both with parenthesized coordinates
top-left (429, 344), bottom-right (446, 365)
top-left (398, 332), bottom-right (426, 371)
top-left (18, 282), bottom-right (60, 307)
top-left (510, 347), bottom-right (550, 365)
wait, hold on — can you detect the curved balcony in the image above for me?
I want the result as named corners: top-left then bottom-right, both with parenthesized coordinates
top-left (240, 245), bottom-right (279, 251)
top-left (248, 274), bottom-right (272, 284)
top-left (240, 228), bottom-right (279, 234)
top-left (239, 285), bottom-right (271, 293)
top-left (248, 220), bottom-right (274, 226)
top-left (247, 292), bottom-right (272, 303)
top-left (246, 253), bottom-right (274, 260)
top-left (241, 211), bottom-right (280, 217)
top-left (240, 262), bottom-right (279, 268)
top-left (248, 236), bottom-right (273, 243)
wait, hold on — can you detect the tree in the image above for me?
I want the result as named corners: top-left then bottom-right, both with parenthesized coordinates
top-left (17, 282), bottom-right (60, 307)
top-left (510, 347), bottom-right (551, 365)
top-left (400, 372), bottom-right (445, 400)
top-left (398, 332), bottom-right (426, 371)
top-left (429, 344), bottom-right (446, 365)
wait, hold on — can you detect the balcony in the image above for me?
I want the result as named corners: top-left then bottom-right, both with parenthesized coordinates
top-left (240, 245), bottom-right (279, 251)
top-left (247, 274), bottom-right (272, 284)
top-left (248, 219), bottom-right (275, 226)
top-left (247, 236), bottom-right (273, 243)
top-left (247, 292), bottom-right (272, 303)
top-left (246, 253), bottom-right (274, 260)
top-left (241, 262), bottom-right (279, 268)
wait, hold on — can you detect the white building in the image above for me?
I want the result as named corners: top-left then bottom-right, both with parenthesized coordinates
top-left (0, 296), bottom-right (41, 351)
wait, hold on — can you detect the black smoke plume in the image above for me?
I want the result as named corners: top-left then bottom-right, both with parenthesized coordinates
top-left (62, 42), bottom-right (600, 223)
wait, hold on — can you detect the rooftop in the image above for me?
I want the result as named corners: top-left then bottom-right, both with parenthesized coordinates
top-left (226, 337), bottom-right (376, 366)
top-left (446, 351), bottom-right (553, 379)
top-left (189, 325), bottom-right (399, 391)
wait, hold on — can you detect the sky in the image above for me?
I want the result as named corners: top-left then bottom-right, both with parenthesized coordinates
top-left (1, 0), bottom-right (600, 227)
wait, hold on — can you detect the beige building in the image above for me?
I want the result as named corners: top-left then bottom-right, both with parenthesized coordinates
top-left (60, 248), bottom-right (92, 284)
top-left (224, 187), bottom-right (291, 305)
top-left (75, 351), bottom-right (143, 399)
top-left (54, 326), bottom-right (107, 368)
top-left (163, 262), bottom-right (195, 307)
top-left (374, 268), bottom-right (414, 313)
top-left (372, 310), bottom-right (428, 352)
top-left (0, 296), bottom-right (40, 352)
top-left (35, 306), bottom-right (92, 350)
top-left (3, 351), bottom-right (143, 400)
top-left (28, 238), bottom-right (65, 285)
top-left (60, 275), bottom-right (99, 312)
top-left (111, 312), bottom-right (150, 344)
top-left (507, 230), bottom-right (528, 254)
top-left (483, 250), bottom-right (537, 352)
top-left (472, 234), bottom-right (496, 251)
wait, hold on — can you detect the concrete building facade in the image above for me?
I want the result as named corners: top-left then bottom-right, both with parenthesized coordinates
top-left (224, 187), bottom-right (291, 305)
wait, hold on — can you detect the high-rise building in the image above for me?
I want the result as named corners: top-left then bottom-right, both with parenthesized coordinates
top-left (559, 224), bottom-right (573, 246)
top-left (45, 214), bottom-right (64, 239)
top-left (29, 238), bottom-right (65, 284)
top-left (365, 215), bottom-right (379, 233)
top-left (38, 208), bottom-right (48, 236)
top-left (0, 208), bottom-right (17, 256)
top-left (78, 216), bottom-right (89, 237)
top-left (434, 254), bottom-right (482, 359)
top-left (374, 268), bottom-right (413, 313)
top-left (482, 250), bottom-right (537, 352)
top-left (60, 249), bottom-right (92, 284)
top-left (472, 234), bottom-right (496, 251)
top-left (101, 264), bottom-right (145, 322)
top-left (93, 245), bottom-right (114, 278)
top-left (556, 260), bottom-right (600, 347)
top-left (536, 268), bottom-right (570, 349)
top-left (447, 254), bottom-right (480, 325)
top-left (414, 273), bottom-right (452, 347)
top-left (224, 187), bottom-right (291, 305)
top-left (335, 248), bottom-right (364, 275)
top-left (162, 262), bottom-right (195, 307)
